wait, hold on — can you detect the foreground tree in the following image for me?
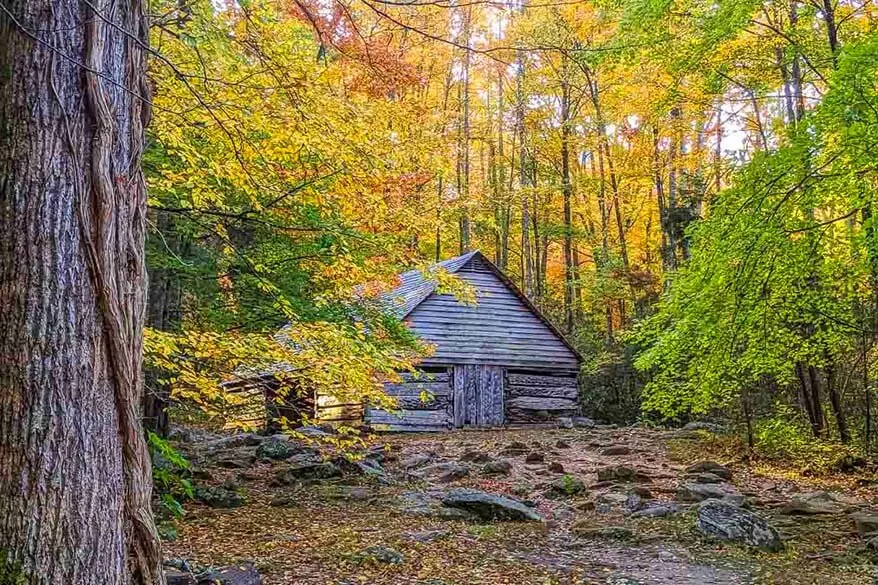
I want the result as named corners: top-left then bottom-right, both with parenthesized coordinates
top-left (0, 2), bottom-right (162, 584)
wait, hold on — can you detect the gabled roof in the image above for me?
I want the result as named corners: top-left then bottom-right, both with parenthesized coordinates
top-left (380, 250), bottom-right (583, 362)
top-left (378, 251), bottom-right (478, 319)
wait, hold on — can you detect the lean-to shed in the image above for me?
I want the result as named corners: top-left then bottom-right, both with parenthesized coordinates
top-left (362, 250), bottom-right (583, 431)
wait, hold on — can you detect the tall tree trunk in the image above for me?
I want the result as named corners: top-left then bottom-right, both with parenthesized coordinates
top-left (516, 42), bottom-right (534, 297)
top-left (0, 2), bottom-right (162, 584)
top-left (458, 5), bottom-right (473, 253)
top-left (496, 69), bottom-right (509, 270)
top-left (826, 363), bottom-right (850, 443)
top-left (560, 78), bottom-right (576, 333)
top-left (653, 127), bottom-right (675, 275)
top-left (143, 212), bottom-right (183, 438)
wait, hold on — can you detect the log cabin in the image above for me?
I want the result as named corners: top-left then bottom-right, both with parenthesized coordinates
top-left (358, 250), bottom-right (583, 431)
top-left (227, 250), bottom-right (583, 431)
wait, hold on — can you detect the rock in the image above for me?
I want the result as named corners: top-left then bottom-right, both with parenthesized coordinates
top-left (213, 448), bottom-right (256, 470)
top-left (294, 424), bottom-right (334, 438)
top-left (198, 563), bottom-right (261, 585)
top-left (269, 494), bottom-right (297, 507)
top-left (682, 422), bottom-right (725, 434)
top-left (417, 462), bottom-right (469, 483)
top-left (194, 486), bottom-right (245, 509)
top-left (400, 453), bottom-right (434, 469)
top-left (782, 492), bottom-right (847, 515)
top-left (572, 524), bottom-right (634, 540)
top-left (624, 493), bottom-right (647, 513)
top-left (318, 485), bottom-right (374, 501)
top-left (547, 461), bottom-right (565, 474)
top-left (272, 457), bottom-right (341, 484)
top-left (405, 529), bottom-right (450, 543)
top-left (852, 513), bottom-right (878, 536)
top-left (165, 570), bottom-right (196, 585)
top-left (695, 500), bottom-right (783, 552)
top-left (572, 417), bottom-right (596, 428)
top-left (684, 461), bottom-right (732, 481)
top-left (482, 459), bottom-right (513, 476)
top-left (525, 451), bottom-right (545, 463)
top-left (548, 475), bottom-right (586, 497)
top-left (555, 440), bottom-right (571, 449)
top-left (866, 535), bottom-right (878, 551)
top-left (594, 491), bottom-right (629, 513)
top-left (685, 472), bottom-right (727, 484)
top-left (204, 433), bottom-right (264, 452)
top-left (355, 545), bottom-right (404, 565)
top-left (600, 445), bottom-right (631, 456)
top-left (630, 503), bottom-right (680, 518)
top-left (442, 488), bottom-right (544, 522)
top-left (460, 450), bottom-right (493, 464)
top-left (256, 436), bottom-right (300, 461)
top-left (597, 466), bottom-right (651, 483)
top-left (499, 441), bottom-right (529, 456)
top-left (396, 491), bottom-right (477, 521)
top-left (677, 483), bottom-right (744, 506)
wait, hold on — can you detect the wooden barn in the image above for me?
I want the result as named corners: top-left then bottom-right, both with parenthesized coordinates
top-left (227, 250), bottom-right (583, 432)
top-left (362, 250), bottom-right (583, 431)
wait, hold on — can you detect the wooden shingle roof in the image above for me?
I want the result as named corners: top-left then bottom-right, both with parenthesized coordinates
top-left (381, 250), bottom-right (582, 362)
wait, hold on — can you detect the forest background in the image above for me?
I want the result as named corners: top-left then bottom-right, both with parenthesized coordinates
top-left (144, 0), bottom-right (877, 462)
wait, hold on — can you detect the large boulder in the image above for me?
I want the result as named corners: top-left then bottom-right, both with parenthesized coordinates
top-left (677, 482), bottom-right (744, 506)
top-left (194, 486), bottom-right (245, 509)
top-left (198, 563), bottom-right (262, 585)
top-left (695, 500), bottom-right (783, 552)
top-left (597, 465), bottom-right (651, 483)
top-left (271, 455), bottom-right (341, 484)
top-left (684, 461), bottom-right (732, 481)
top-left (395, 491), bottom-right (476, 521)
top-left (782, 492), bottom-right (847, 515)
top-left (416, 462), bottom-right (469, 483)
top-left (212, 448), bottom-right (257, 470)
top-left (482, 459), bottom-right (513, 476)
top-left (256, 436), bottom-right (303, 461)
top-left (442, 488), bottom-right (544, 522)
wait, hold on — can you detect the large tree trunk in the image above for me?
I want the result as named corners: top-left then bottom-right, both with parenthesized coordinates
top-left (0, 2), bottom-right (162, 584)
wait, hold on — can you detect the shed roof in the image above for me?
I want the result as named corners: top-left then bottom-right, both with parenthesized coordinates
top-left (380, 250), bottom-right (582, 362)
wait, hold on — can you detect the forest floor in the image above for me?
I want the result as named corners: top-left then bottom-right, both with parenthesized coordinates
top-left (165, 425), bottom-right (878, 584)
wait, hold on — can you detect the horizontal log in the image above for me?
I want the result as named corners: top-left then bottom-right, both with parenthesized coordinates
top-left (506, 396), bottom-right (579, 411)
top-left (384, 382), bottom-right (450, 396)
top-left (370, 424), bottom-right (448, 433)
top-left (399, 371), bottom-right (449, 383)
top-left (365, 408), bottom-right (451, 426)
top-left (392, 395), bottom-right (450, 410)
top-left (507, 407), bottom-right (578, 423)
top-left (507, 373), bottom-right (578, 388)
top-left (508, 385), bottom-right (579, 400)
top-left (420, 356), bottom-right (579, 370)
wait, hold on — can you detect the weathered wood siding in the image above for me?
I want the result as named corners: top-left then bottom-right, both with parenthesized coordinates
top-left (453, 365), bottom-right (505, 427)
top-left (505, 371), bottom-right (580, 423)
top-left (408, 256), bottom-right (580, 370)
top-left (366, 371), bottom-right (453, 431)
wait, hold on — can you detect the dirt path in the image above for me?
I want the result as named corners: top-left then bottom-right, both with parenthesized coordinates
top-left (165, 426), bottom-right (876, 584)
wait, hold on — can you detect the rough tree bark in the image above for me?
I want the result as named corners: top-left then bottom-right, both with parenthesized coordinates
top-left (0, 1), bottom-right (163, 584)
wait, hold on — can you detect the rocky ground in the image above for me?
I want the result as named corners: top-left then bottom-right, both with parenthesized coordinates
top-left (162, 423), bottom-right (878, 585)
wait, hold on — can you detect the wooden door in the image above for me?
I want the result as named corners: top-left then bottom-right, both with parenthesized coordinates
top-left (453, 365), bottom-right (505, 427)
